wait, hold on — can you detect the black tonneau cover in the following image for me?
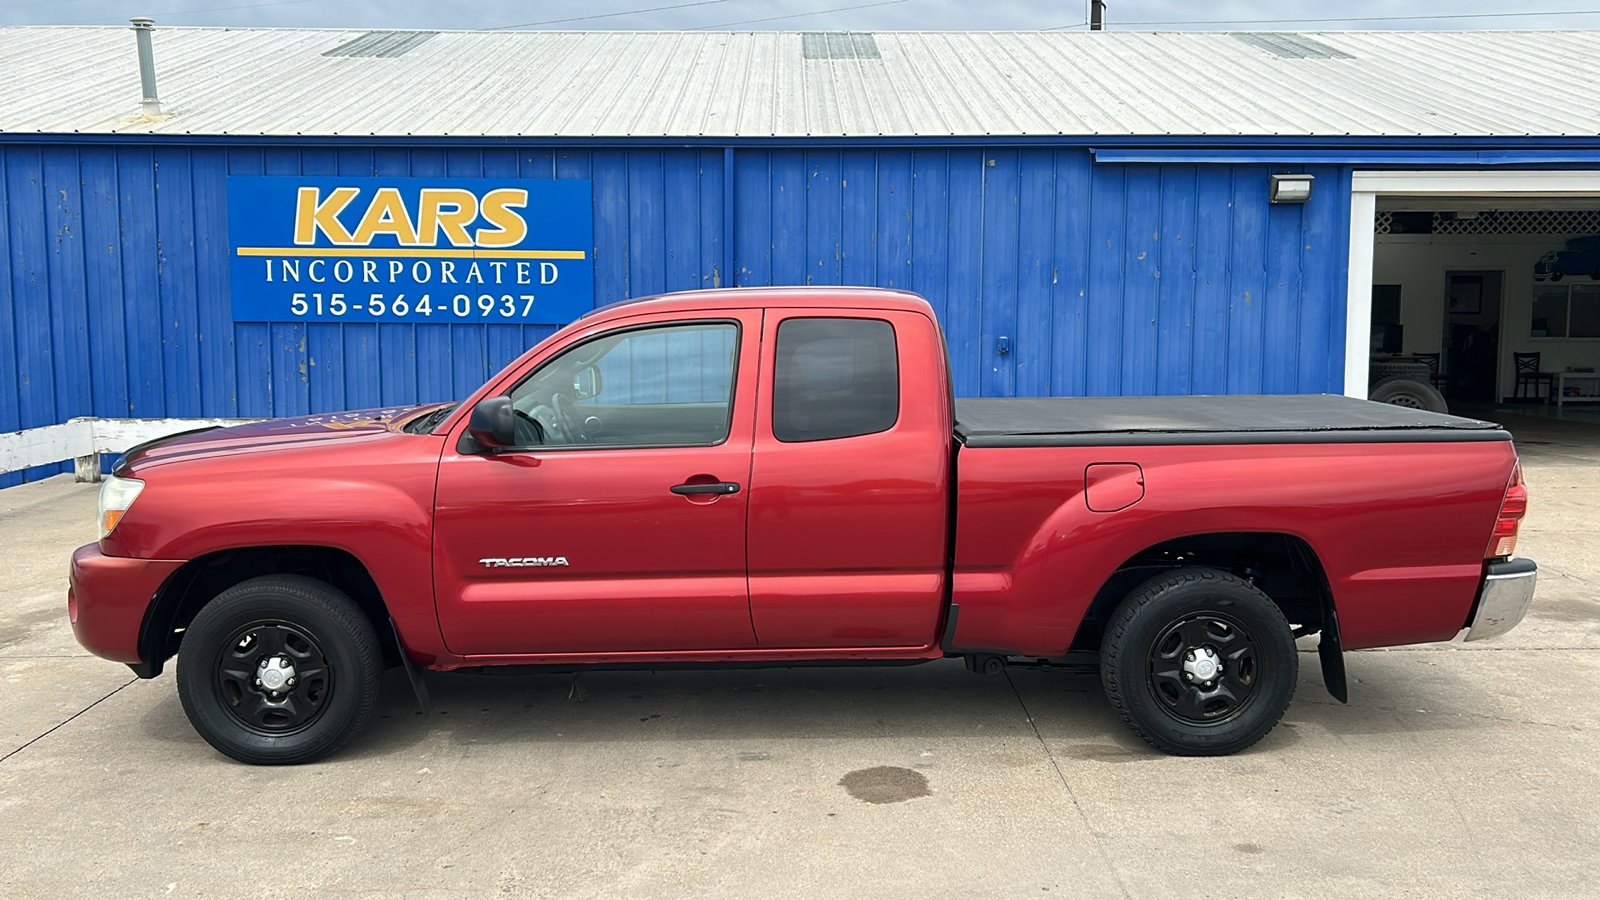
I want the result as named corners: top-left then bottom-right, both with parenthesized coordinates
top-left (953, 394), bottom-right (1509, 448)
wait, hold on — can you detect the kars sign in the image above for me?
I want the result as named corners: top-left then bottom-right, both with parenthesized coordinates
top-left (226, 177), bottom-right (594, 325)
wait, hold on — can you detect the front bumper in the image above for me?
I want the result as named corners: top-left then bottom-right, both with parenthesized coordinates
top-left (68, 543), bottom-right (186, 666)
top-left (1464, 558), bottom-right (1537, 642)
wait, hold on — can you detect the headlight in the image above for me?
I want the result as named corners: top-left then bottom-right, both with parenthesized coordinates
top-left (98, 475), bottom-right (145, 538)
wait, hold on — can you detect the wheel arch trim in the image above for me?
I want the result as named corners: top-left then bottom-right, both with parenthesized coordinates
top-left (135, 544), bottom-right (426, 677)
top-left (1072, 530), bottom-right (1347, 703)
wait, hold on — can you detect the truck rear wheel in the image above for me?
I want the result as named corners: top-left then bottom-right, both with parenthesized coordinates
top-left (177, 575), bottom-right (382, 765)
top-left (1100, 568), bottom-right (1297, 756)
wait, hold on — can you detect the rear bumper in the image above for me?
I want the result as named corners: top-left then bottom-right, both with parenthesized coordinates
top-left (1464, 558), bottom-right (1537, 642)
top-left (68, 543), bottom-right (186, 666)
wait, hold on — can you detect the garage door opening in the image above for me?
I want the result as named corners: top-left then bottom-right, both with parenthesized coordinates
top-left (1348, 173), bottom-right (1600, 420)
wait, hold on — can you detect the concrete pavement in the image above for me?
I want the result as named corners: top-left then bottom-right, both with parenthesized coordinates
top-left (1, 442), bottom-right (1596, 898)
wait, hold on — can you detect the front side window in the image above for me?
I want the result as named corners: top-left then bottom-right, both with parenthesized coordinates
top-left (772, 317), bottom-right (899, 442)
top-left (508, 322), bottom-right (738, 448)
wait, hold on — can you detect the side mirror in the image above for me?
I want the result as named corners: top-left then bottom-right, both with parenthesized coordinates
top-left (467, 396), bottom-right (515, 449)
top-left (572, 365), bottom-right (602, 400)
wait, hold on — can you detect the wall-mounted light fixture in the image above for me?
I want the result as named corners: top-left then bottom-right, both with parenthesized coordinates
top-left (1269, 173), bottom-right (1314, 204)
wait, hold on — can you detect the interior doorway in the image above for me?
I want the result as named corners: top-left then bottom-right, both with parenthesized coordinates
top-left (1442, 270), bottom-right (1504, 403)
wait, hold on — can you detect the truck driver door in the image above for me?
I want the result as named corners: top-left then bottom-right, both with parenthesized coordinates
top-left (433, 311), bottom-right (762, 656)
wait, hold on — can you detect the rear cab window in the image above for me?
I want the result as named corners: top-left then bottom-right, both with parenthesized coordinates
top-left (772, 318), bottom-right (899, 442)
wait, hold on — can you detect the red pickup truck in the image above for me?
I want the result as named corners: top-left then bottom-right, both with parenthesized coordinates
top-left (68, 287), bottom-right (1536, 765)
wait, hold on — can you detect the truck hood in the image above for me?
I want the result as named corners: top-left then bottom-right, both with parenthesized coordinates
top-left (118, 405), bottom-right (449, 472)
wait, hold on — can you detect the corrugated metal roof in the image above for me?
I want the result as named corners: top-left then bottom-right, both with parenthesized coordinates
top-left (322, 30), bottom-right (437, 59)
top-left (1, 26), bottom-right (1598, 138)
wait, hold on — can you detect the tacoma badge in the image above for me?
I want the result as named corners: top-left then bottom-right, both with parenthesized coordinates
top-left (479, 556), bottom-right (570, 568)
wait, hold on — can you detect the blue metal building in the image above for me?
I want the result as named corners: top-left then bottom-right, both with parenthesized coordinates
top-left (5, 26), bottom-right (1600, 484)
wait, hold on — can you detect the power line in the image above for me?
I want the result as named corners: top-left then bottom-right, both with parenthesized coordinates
top-left (693, 0), bottom-right (911, 30)
top-left (159, 0), bottom-right (316, 18)
top-left (7, 0), bottom-right (110, 9)
top-left (488, 0), bottom-right (741, 30)
top-left (1052, 8), bottom-right (1600, 30)
top-left (52, 0), bottom-right (315, 25)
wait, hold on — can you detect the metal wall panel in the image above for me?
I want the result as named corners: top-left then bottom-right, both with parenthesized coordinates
top-left (0, 142), bottom-right (1349, 486)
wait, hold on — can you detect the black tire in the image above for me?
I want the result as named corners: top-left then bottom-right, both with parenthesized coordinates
top-left (1550, 271), bottom-right (1564, 282)
top-left (177, 575), bottom-right (382, 765)
top-left (1369, 374), bottom-right (1448, 414)
top-left (1100, 568), bottom-right (1297, 756)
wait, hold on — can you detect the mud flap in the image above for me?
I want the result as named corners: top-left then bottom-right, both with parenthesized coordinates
top-left (389, 619), bottom-right (432, 715)
top-left (1318, 605), bottom-right (1348, 704)
top-left (1289, 538), bottom-right (1348, 704)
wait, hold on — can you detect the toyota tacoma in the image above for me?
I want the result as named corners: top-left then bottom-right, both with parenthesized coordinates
top-left (68, 287), bottom-right (1536, 764)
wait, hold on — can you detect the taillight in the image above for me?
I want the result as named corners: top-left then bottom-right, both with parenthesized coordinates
top-left (1486, 463), bottom-right (1527, 559)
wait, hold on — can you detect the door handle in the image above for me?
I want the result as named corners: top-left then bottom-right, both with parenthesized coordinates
top-left (670, 481), bottom-right (741, 495)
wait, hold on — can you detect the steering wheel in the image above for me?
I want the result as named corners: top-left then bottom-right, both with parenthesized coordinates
top-left (512, 408), bottom-right (548, 445)
top-left (552, 394), bottom-right (590, 443)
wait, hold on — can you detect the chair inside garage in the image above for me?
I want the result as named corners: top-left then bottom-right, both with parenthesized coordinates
top-left (1414, 351), bottom-right (1449, 398)
top-left (1514, 351), bottom-right (1554, 403)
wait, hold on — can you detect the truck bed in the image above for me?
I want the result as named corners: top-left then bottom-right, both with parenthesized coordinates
top-left (953, 394), bottom-right (1509, 448)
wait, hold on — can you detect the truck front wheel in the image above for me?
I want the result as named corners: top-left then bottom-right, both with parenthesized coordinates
top-left (177, 575), bottom-right (382, 765)
top-left (1100, 569), bottom-right (1297, 756)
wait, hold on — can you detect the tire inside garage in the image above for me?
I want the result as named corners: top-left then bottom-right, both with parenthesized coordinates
top-left (1369, 375), bottom-right (1449, 413)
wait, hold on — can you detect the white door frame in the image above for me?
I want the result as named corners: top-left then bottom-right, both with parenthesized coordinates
top-left (1344, 170), bottom-right (1600, 398)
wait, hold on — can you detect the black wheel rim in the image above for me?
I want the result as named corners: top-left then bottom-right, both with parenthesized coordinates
top-left (214, 620), bottom-right (334, 736)
top-left (1146, 612), bottom-right (1260, 726)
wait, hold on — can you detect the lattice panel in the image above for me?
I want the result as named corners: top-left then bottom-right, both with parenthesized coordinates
top-left (1375, 209), bottom-right (1600, 235)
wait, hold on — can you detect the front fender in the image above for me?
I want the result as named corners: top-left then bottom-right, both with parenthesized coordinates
top-left (101, 433), bottom-right (449, 661)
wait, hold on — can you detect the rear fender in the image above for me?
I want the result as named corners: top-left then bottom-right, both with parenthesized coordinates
top-left (954, 492), bottom-right (1327, 657)
top-left (951, 443), bottom-right (1512, 657)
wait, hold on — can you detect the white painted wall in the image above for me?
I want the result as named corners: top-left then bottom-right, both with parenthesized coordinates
top-left (0, 418), bottom-right (262, 482)
top-left (1373, 233), bottom-right (1600, 399)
